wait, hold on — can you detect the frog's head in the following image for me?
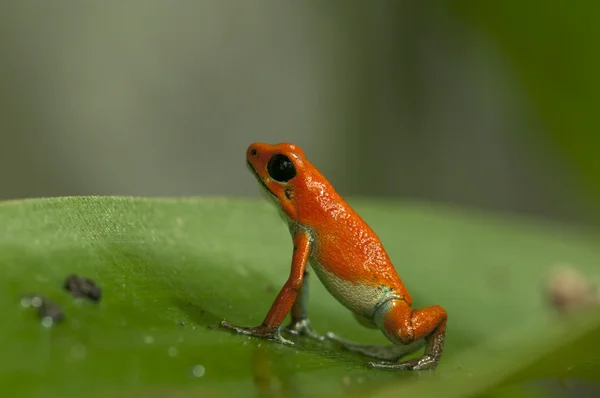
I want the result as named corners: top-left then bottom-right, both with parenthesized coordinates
top-left (246, 142), bottom-right (308, 219)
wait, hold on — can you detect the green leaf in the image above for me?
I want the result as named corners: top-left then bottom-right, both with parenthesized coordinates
top-left (1, 196), bottom-right (599, 398)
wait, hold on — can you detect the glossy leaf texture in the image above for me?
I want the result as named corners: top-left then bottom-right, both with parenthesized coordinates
top-left (0, 196), bottom-right (599, 398)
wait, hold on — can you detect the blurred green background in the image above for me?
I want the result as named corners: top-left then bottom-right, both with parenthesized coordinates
top-left (1, 1), bottom-right (600, 396)
top-left (2, 1), bottom-right (599, 226)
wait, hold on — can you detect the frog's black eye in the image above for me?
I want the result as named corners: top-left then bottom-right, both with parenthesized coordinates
top-left (267, 154), bottom-right (296, 182)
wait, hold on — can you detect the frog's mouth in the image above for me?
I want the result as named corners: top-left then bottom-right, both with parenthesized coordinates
top-left (247, 160), bottom-right (276, 199)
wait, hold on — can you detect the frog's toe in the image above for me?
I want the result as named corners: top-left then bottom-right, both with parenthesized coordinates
top-left (324, 331), bottom-right (345, 342)
top-left (368, 355), bottom-right (438, 371)
top-left (220, 320), bottom-right (251, 335)
top-left (269, 329), bottom-right (295, 346)
top-left (284, 318), bottom-right (324, 341)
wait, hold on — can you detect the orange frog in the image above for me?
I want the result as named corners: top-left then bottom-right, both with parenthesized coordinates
top-left (221, 142), bottom-right (447, 370)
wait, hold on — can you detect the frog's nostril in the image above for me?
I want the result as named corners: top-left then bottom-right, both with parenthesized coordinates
top-left (250, 149), bottom-right (258, 156)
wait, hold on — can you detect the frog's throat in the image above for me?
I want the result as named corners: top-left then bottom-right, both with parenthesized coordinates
top-left (247, 160), bottom-right (277, 200)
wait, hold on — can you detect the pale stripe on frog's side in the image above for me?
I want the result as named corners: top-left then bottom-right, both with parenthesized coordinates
top-left (308, 256), bottom-right (401, 327)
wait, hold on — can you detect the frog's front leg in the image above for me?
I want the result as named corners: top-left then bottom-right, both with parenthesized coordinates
top-left (369, 299), bottom-right (447, 370)
top-left (220, 231), bottom-right (312, 346)
top-left (283, 267), bottom-right (324, 340)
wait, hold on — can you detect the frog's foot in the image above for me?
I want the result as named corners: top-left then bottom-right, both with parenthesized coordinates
top-left (283, 318), bottom-right (325, 341)
top-left (368, 354), bottom-right (438, 371)
top-left (326, 331), bottom-right (424, 361)
top-left (220, 320), bottom-right (294, 346)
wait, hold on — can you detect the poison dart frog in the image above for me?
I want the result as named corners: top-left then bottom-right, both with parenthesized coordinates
top-left (220, 142), bottom-right (447, 370)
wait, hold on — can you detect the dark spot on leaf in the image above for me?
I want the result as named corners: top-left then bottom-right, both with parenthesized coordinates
top-left (39, 301), bottom-right (65, 323)
top-left (63, 274), bottom-right (102, 302)
top-left (21, 293), bottom-right (65, 323)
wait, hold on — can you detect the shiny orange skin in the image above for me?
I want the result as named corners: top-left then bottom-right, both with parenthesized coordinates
top-left (247, 142), bottom-right (411, 302)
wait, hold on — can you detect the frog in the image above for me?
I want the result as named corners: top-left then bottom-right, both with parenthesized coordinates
top-left (220, 142), bottom-right (447, 370)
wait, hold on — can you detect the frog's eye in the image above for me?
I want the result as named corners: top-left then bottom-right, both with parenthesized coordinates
top-left (267, 154), bottom-right (296, 182)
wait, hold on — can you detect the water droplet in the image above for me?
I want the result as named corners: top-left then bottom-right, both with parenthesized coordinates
top-left (242, 340), bottom-right (248, 345)
top-left (122, 284), bottom-right (126, 288)
top-left (257, 343), bottom-right (262, 348)
top-left (357, 377), bottom-right (365, 384)
top-left (144, 335), bottom-right (154, 344)
top-left (20, 297), bottom-right (32, 308)
top-left (41, 317), bottom-right (54, 328)
top-left (168, 347), bottom-right (178, 357)
top-left (31, 297), bottom-right (43, 308)
top-left (192, 365), bottom-right (205, 378)
top-left (71, 344), bottom-right (87, 360)
top-left (341, 376), bottom-right (352, 387)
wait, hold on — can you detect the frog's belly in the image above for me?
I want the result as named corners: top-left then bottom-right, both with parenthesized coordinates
top-left (309, 259), bottom-right (393, 319)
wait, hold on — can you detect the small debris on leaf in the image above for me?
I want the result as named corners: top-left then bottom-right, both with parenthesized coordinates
top-left (21, 293), bottom-right (65, 324)
top-left (39, 301), bottom-right (65, 325)
top-left (63, 274), bottom-right (102, 302)
top-left (546, 264), bottom-right (600, 314)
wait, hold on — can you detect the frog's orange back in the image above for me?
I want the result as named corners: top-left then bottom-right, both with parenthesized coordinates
top-left (291, 162), bottom-right (411, 302)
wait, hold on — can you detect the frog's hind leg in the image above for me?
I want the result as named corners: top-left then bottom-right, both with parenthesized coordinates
top-left (369, 298), bottom-right (447, 370)
top-left (327, 332), bottom-right (425, 361)
top-left (326, 313), bottom-right (424, 361)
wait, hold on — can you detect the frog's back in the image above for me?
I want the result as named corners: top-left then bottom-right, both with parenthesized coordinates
top-left (294, 176), bottom-right (411, 317)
